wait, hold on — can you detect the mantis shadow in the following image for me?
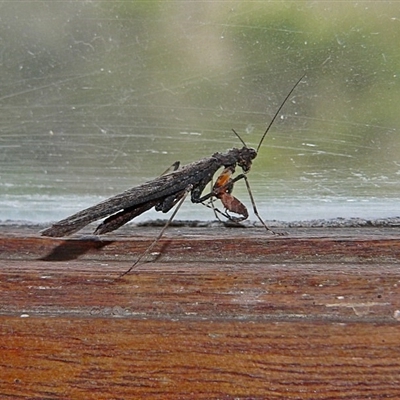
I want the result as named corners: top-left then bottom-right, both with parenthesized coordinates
top-left (40, 237), bottom-right (113, 262)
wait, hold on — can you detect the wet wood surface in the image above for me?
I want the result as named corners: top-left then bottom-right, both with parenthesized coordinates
top-left (1, 224), bottom-right (400, 399)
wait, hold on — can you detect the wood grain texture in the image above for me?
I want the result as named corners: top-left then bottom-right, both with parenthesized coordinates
top-left (1, 224), bottom-right (400, 399)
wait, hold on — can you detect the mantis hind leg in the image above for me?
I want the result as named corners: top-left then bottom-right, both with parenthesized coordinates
top-left (118, 184), bottom-right (193, 278)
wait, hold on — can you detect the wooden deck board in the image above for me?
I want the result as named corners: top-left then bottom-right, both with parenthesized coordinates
top-left (1, 224), bottom-right (400, 398)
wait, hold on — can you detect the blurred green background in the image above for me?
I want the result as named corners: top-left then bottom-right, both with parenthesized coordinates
top-left (1, 1), bottom-right (399, 222)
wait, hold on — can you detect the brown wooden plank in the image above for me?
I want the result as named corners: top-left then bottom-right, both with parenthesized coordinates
top-left (1, 317), bottom-right (400, 399)
top-left (1, 224), bottom-right (400, 398)
top-left (0, 258), bottom-right (399, 322)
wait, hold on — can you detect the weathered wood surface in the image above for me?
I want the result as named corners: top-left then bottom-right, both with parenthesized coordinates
top-left (1, 224), bottom-right (400, 399)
